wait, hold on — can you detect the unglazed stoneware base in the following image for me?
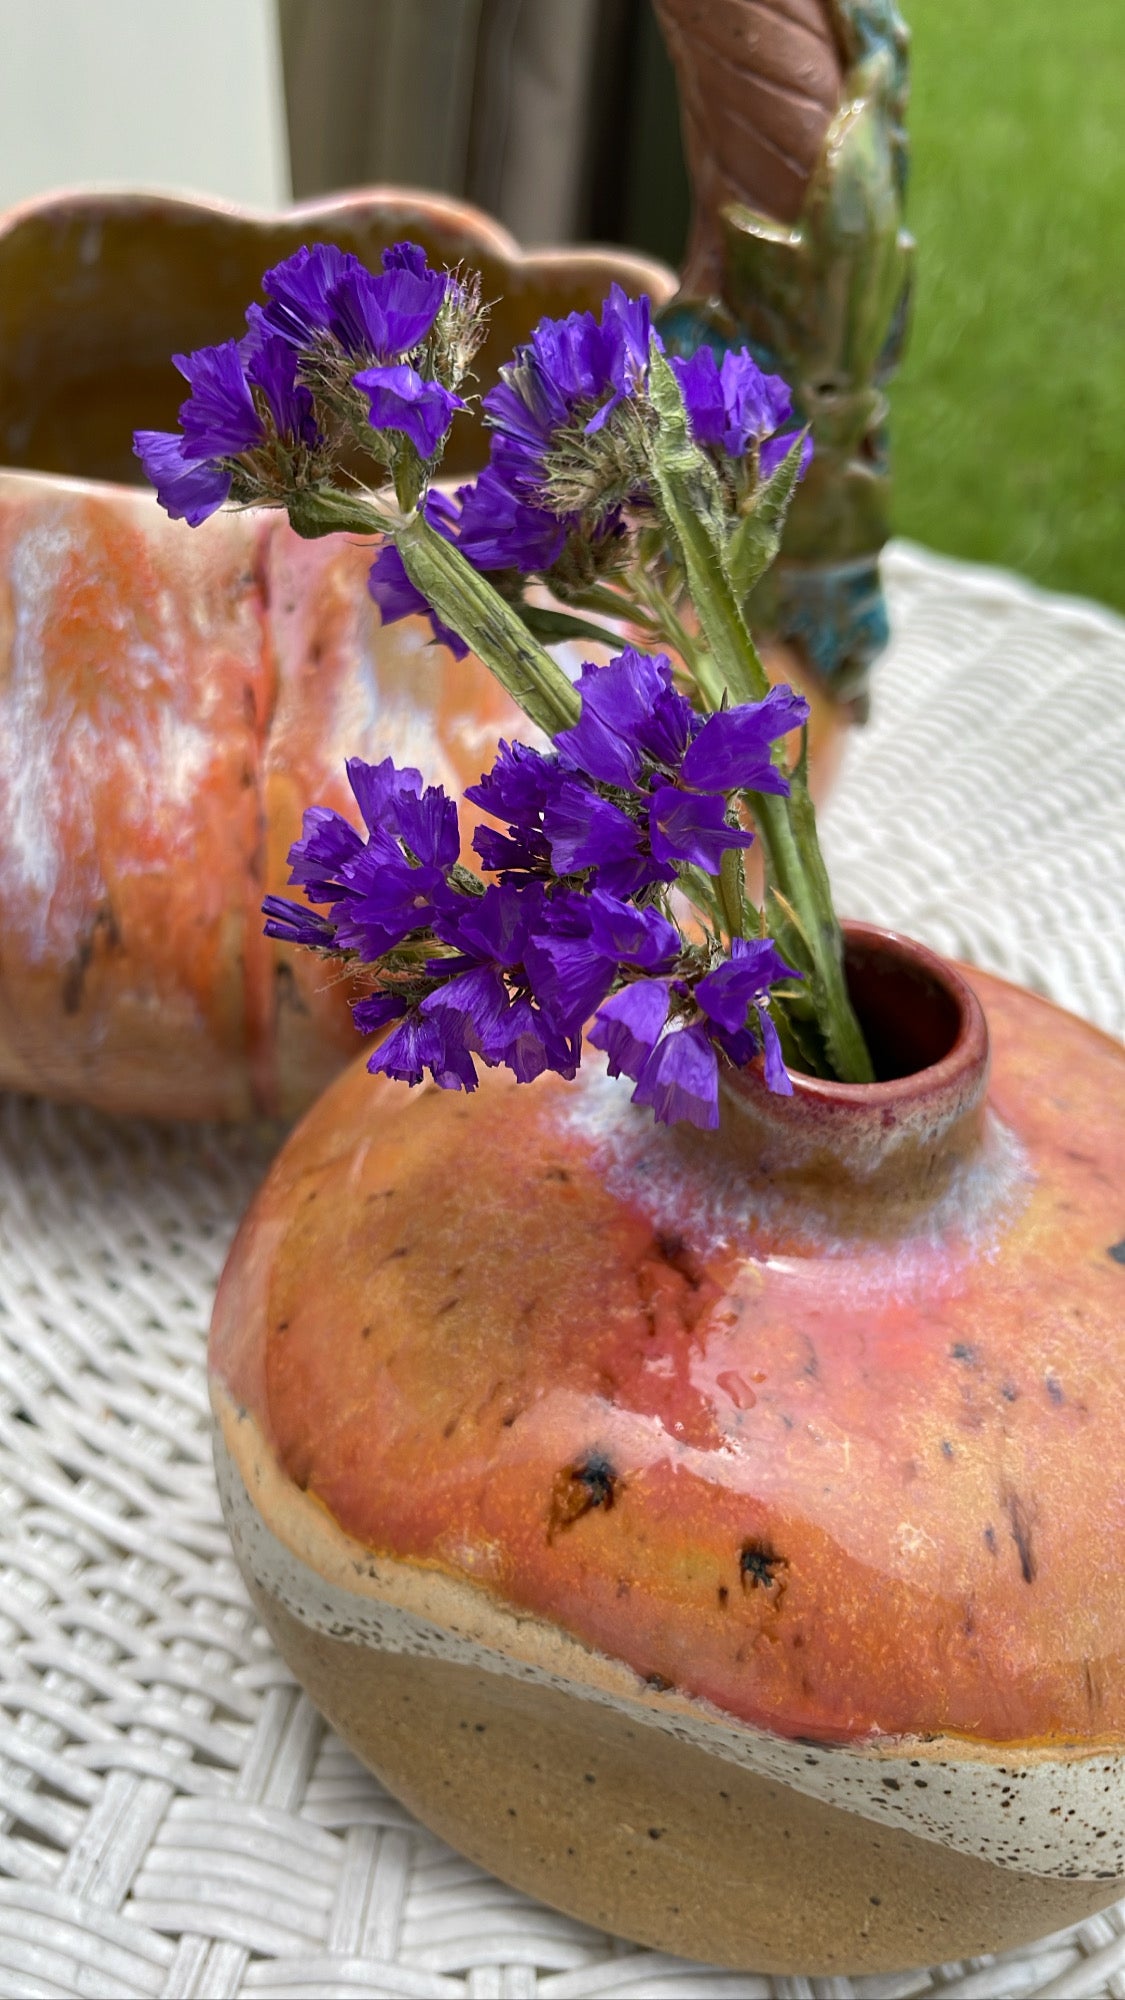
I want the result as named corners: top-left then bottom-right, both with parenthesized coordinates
top-left (208, 934), bottom-right (1125, 1970)
top-left (214, 1393), bottom-right (1124, 1973)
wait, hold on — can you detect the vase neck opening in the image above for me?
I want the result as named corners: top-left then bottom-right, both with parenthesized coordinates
top-left (844, 928), bottom-right (968, 1081)
top-left (711, 925), bottom-right (993, 1229)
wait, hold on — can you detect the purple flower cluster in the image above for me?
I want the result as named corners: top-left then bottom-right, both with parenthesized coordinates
top-left (366, 288), bottom-right (651, 642)
top-left (262, 752), bottom-right (667, 1094)
top-left (469, 649), bottom-right (806, 895)
top-left (253, 239), bottom-right (464, 456)
top-left (591, 935), bottom-right (796, 1125)
top-left (135, 240), bottom-right (812, 688)
top-left (670, 346), bottom-right (812, 480)
top-left (467, 299), bottom-right (811, 561)
top-left (483, 286), bottom-right (652, 502)
top-left (264, 650), bottom-right (805, 1125)
top-left (134, 240), bottom-right (459, 524)
top-left (365, 291), bottom-right (654, 648)
top-left (134, 333), bottom-right (320, 526)
top-left (367, 295), bottom-right (810, 652)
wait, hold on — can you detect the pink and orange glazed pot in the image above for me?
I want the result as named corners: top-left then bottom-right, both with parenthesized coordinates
top-left (208, 926), bottom-right (1125, 1973)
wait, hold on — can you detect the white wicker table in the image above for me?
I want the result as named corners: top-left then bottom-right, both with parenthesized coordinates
top-left (0, 542), bottom-right (1123, 2000)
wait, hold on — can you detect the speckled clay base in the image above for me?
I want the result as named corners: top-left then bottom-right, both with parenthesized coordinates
top-left (214, 1394), bottom-right (1123, 1973)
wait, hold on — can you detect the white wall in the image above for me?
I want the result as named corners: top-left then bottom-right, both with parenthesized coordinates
top-left (0, 0), bottom-right (290, 212)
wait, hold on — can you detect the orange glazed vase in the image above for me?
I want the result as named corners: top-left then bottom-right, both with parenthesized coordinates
top-left (209, 926), bottom-right (1125, 1973)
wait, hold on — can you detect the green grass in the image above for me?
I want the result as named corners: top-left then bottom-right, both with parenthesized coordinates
top-left (893, 0), bottom-right (1125, 607)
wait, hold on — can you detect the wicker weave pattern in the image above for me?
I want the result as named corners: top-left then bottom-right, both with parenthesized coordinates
top-left (0, 544), bottom-right (1123, 2000)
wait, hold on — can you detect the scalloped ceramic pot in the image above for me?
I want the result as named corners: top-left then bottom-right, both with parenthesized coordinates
top-left (209, 926), bottom-right (1125, 1973)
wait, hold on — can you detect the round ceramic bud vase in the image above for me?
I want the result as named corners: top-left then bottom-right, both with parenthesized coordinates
top-left (209, 925), bottom-right (1125, 1974)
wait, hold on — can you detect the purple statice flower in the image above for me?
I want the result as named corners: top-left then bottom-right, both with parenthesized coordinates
top-left (135, 339), bottom-right (258, 523)
top-left (465, 738), bottom-right (590, 884)
top-left (257, 242), bottom-right (363, 348)
top-left (670, 346), bottom-right (812, 478)
top-left (524, 888), bottom-right (679, 1038)
top-left (454, 466), bottom-right (567, 574)
top-left (260, 894), bottom-right (338, 952)
top-left (354, 878), bottom-right (582, 1094)
top-left (465, 650), bottom-right (807, 897)
top-left (382, 242), bottom-right (431, 277)
top-left (327, 257), bottom-right (447, 360)
top-left (244, 333), bottom-right (319, 448)
top-left (131, 430), bottom-right (233, 527)
top-left (591, 983), bottom-right (722, 1128)
top-left (466, 738), bottom-right (558, 879)
top-left (589, 933), bottom-right (800, 1129)
top-left (364, 1008), bottom-right (478, 1093)
top-left (262, 754), bottom-right (458, 961)
top-left (556, 649), bottom-right (808, 884)
top-left (632, 1021), bottom-right (725, 1129)
top-left (174, 340), bottom-right (262, 458)
top-left (353, 362), bottom-right (464, 458)
top-left (261, 760), bottom-right (578, 1095)
top-left (585, 288), bottom-right (653, 432)
top-left (696, 935), bottom-right (800, 1091)
top-left (263, 682), bottom-right (803, 1117)
top-left (330, 775), bottom-right (460, 962)
top-left (588, 978), bottom-right (673, 1084)
top-left (678, 692), bottom-right (808, 798)
top-left (480, 286), bottom-right (653, 515)
top-left (135, 334), bottom-right (320, 524)
top-left (367, 489), bottom-right (469, 658)
top-left (417, 883), bottom-right (578, 1087)
top-left (367, 877), bottom-right (679, 1097)
top-left (256, 239), bottom-right (447, 360)
top-left (555, 648), bottom-right (691, 789)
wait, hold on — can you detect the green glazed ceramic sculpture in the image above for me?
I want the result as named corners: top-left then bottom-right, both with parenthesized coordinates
top-left (657, 0), bottom-right (912, 698)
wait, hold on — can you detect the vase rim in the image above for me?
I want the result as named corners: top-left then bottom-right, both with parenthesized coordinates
top-left (760, 920), bottom-right (989, 1111)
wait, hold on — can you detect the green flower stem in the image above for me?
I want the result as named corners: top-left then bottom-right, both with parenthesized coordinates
top-left (626, 574), bottom-right (717, 695)
top-left (717, 849), bottom-right (746, 942)
top-left (396, 513), bottom-right (580, 739)
top-left (287, 486), bottom-right (390, 538)
top-left (287, 486), bottom-right (580, 741)
top-left (560, 582), bottom-right (637, 624)
top-left (645, 348), bottom-right (874, 1085)
top-left (749, 788), bottom-right (874, 1083)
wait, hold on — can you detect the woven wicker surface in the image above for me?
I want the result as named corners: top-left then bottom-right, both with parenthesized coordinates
top-left (0, 541), bottom-right (1123, 2000)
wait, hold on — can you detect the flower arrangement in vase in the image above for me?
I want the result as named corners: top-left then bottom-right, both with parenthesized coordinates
top-left (135, 236), bottom-right (1125, 1974)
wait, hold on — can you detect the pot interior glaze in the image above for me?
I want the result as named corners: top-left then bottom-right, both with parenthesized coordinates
top-left (844, 927), bottom-right (969, 1080)
top-left (0, 188), bottom-right (674, 487)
